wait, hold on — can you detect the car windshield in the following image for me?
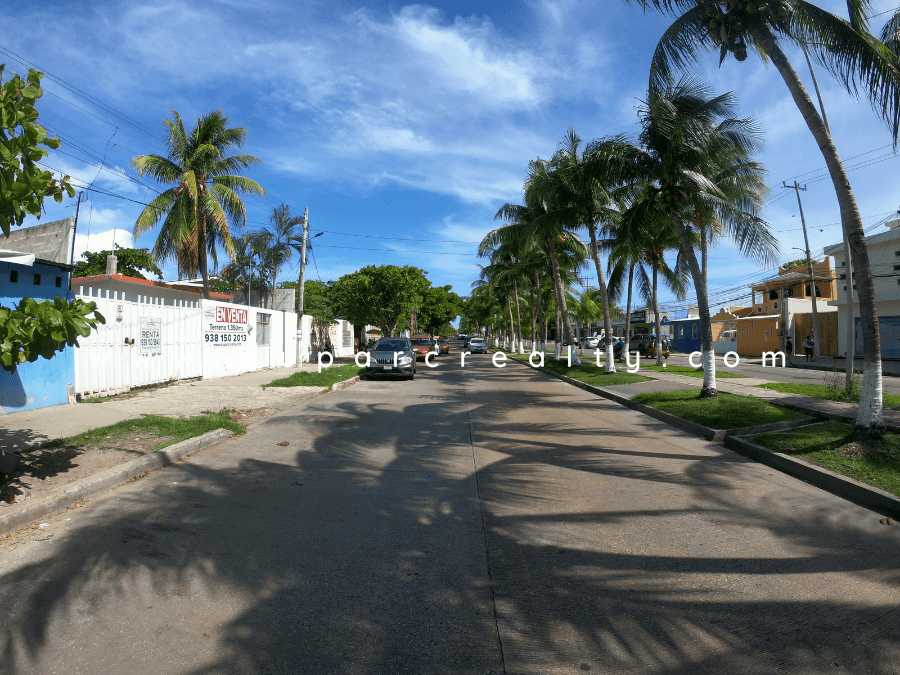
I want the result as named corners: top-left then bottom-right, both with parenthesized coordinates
top-left (411, 339), bottom-right (432, 345)
top-left (374, 339), bottom-right (409, 351)
top-left (469, 338), bottom-right (484, 343)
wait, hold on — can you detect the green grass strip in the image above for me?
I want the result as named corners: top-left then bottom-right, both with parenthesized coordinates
top-left (632, 389), bottom-right (809, 429)
top-left (45, 409), bottom-right (245, 452)
top-left (511, 353), bottom-right (653, 386)
top-left (265, 364), bottom-right (365, 388)
top-left (750, 420), bottom-right (900, 497)
top-left (637, 364), bottom-right (744, 378)
top-left (754, 382), bottom-right (900, 407)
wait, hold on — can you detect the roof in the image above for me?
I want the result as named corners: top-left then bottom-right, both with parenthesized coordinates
top-left (0, 218), bottom-right (74, 264)
top-left (666, 316), bottom-right (701, 323)
top-left (752, 270), bottom-right (835, 287)
top-left (824, 225), bottom-right (900, 255)
top-left (71, 274), bottom-right (233, 300)
top-left (0, 250), bottom-right (74, 271)
top-left (736, 314), bottom-right (780, 320)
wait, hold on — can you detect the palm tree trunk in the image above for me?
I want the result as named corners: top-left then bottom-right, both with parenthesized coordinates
top-left (198, 219), bottom-right (210, 300)
top-left (528, 282), bottom-right (537, 351)
top-left (506, 294), bottom-right (515, 351)
top-left (548, 239), bottom-right (580, 365)
top-left (752, 24), bottom-right (882, 431)
top-left (552, 286), bottom-right (562, 360)
top-left (624, 262), bottom-right (634, 358)
top-left (513, 277), bottom-right (525, 354)
top-left (674, 212), bottom-right (716, 396)
top-left (653, 264), bottom-right (663, 366)
top-left (586, 222), bottom-right (617, 373)
top-left (536, 272), bottom-right (547, 352)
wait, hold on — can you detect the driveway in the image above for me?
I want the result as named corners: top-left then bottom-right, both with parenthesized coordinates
top-left (1, 354), bottom-right (898, 674)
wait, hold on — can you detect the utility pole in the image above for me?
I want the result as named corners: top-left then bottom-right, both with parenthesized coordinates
top-left (297, 207), bottom-right (310, 322)
top-left (68, 191), bottom-right (84, 291)
top-left (784, 181), bottom-right (820, 359)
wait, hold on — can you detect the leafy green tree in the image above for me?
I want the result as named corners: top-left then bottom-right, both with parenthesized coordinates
top-left (73, 246), bottom-right (163, 280)
top-left (131, 110), bottom-right (265, 299)
top-left (629, 0), bottom-right (900, 427)
top-left (331, 265), bottom-right (430, 336)
top-left (0, 65), bottom-right (74, 235)
top-left (417, 285), bottom-right (462, 338)
top-left (265, 204), bottom-right (304, 306)
top-left (0, 297), bottom-right (104, 371)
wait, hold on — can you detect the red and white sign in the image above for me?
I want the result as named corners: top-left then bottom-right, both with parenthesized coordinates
top-left (215, 306), bottom-right (247, 324)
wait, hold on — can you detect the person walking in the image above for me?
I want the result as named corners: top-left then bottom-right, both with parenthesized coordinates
top-left (785, 336), bottom-right (793, 366)
top-left (803, 335), bottom-right (815, 362)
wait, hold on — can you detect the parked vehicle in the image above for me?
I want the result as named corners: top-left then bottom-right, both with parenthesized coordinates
top-left (458, 333), bottom-right (468, 340)
top-left (410, 335), bottom-right (436, 360)
top-left (436, 338), bottom-right (450, 354)
top-left (365, 337), bottom-right (416, 379)
top-left (468, 337), bottom-right (487, 354)
top-left (581, 335), bottom-right (602, 349)
top-left (634, 334), bottom-right (669, 359)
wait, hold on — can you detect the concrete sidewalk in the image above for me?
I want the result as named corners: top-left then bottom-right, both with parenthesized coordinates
top-left (0, 360), bottom-right (344, 451)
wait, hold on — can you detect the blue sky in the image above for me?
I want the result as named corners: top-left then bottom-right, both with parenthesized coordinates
top-left (5, 0), bottom-right (900, 317)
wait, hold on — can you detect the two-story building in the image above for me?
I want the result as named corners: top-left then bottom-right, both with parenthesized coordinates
top-left (735, 259), bottom-right (838, 356)
top-left (824, 219), bottom-right (900, 358)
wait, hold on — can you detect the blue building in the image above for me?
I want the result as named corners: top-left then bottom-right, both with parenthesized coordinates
top-left (0, 253), bottom-right (76, 414)
top-left (666, 316), bottom-right (702, 353)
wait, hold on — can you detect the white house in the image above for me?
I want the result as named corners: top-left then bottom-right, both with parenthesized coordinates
top-left (824, 220), bottom-right (900, 358)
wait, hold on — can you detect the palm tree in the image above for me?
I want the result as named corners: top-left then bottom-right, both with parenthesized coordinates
top-left (544, 128), bottom-right (625, 372)
top-left (594, 78), bottom-right (775, 396)
top-left (267, 204), bottom-right (304, 308)
top-left (629, 0), bottom-right (899, 425)
top-left (132, 110), bottom-right (265, 299)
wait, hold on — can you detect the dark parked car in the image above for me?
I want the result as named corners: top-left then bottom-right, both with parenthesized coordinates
top-left (365, 337), bottom-right (416, 379)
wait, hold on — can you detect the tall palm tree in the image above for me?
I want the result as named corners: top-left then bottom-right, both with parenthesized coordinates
top-left (629, 0), bottom-right (900, 426)
top-left (132, 110), bottom-right (265, 299)
top-left (544, 128), bottom-right (625, 372)
top-left (267, 204), bottom-right (304, 309)
top-left (594, 78), bottom-right (775, 395)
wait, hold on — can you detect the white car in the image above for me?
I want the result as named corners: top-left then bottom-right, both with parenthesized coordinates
top-left (581, 335), bottom-right (602, 349)
top-left (469, 338), bottom-right (487, 354)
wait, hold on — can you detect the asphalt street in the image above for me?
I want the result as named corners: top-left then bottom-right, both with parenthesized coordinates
top-left (1, 354), bottom-right (899, 674)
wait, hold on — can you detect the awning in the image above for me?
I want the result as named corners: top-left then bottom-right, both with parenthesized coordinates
top-left (0, 250), bottom-right (35, 266)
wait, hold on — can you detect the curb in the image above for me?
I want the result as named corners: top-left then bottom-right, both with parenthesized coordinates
top-left (724, 433), bottom-right (900, 519)
top-left (0, 427), bottom-right (234, 537)
top-left (330, 375), bottom-right (360, 392)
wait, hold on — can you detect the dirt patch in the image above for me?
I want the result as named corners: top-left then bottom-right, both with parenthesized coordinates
top-left (0, 431), bottom-right (176, 507)
top-left (0, 405), bottom-right (287, 511)
top-left (833, 441), bottom-right (879, 458)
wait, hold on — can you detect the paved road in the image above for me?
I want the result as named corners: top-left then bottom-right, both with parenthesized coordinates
top-left (1, 354), bottom-right (899, 674)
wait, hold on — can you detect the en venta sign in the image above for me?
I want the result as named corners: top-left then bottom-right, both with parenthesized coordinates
top-left (204, 305), bottom-right (249, 346)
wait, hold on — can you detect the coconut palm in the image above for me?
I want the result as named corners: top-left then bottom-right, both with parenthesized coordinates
top-left (544, 128), bottom-right (626, 372)
top-left (132, 110), bottom-right (265, 298)
top-left (267, 204), bottom-right (305, 308)
top-left (629, 0), bottom-right (899, 425)
top-left (593, 78), bottom-right (775, 396)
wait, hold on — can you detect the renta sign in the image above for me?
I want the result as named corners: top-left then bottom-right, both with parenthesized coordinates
top-left (215, 306), bottom-right (247, 324)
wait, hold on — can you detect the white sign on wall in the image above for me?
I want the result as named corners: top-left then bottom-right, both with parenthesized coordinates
top-left (140, 317), bottom-right (161, 355)
top-left (204, 305), bottom-right (249, 347)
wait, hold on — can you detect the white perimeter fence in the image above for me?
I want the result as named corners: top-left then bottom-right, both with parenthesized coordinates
top-left (74, 285), bottom-right (298, 398)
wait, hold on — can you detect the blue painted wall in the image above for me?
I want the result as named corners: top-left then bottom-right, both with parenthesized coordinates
top-left (0, 260), bottom-right (74, 414)
top-left (670, 318), bottom-right (702, 353)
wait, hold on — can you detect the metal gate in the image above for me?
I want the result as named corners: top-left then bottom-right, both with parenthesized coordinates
top-left (74, 286), bottom-right (202, 398)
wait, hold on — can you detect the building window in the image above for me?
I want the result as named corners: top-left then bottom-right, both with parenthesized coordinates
top-left (768, 290), bottom-right (778, 300)
top-left (9, 270), bottom-right (17, 283)
top-left (853, 284), bottom-right (857, 290)
top-left (692, 324), bottom-right (698, 339)
top-left (256, 313), bottom-right (271, 346)
top-left (843, 285), bottom-right (847, 291)
top-left (840, 273), bottom-right (846, 279)
top-left (55, 276), bottom-right (62, 287)
top-left (679, 325), bottom-right (684, 338)
top-left (33, 274), bottom-right (40, 285)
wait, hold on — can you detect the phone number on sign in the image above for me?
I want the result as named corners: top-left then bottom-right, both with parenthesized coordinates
top-left (204, 333), bottom-right (248, 343)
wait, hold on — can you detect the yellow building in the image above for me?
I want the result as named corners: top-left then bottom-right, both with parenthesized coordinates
top-left (736, 259), bottom-right (838, 356)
